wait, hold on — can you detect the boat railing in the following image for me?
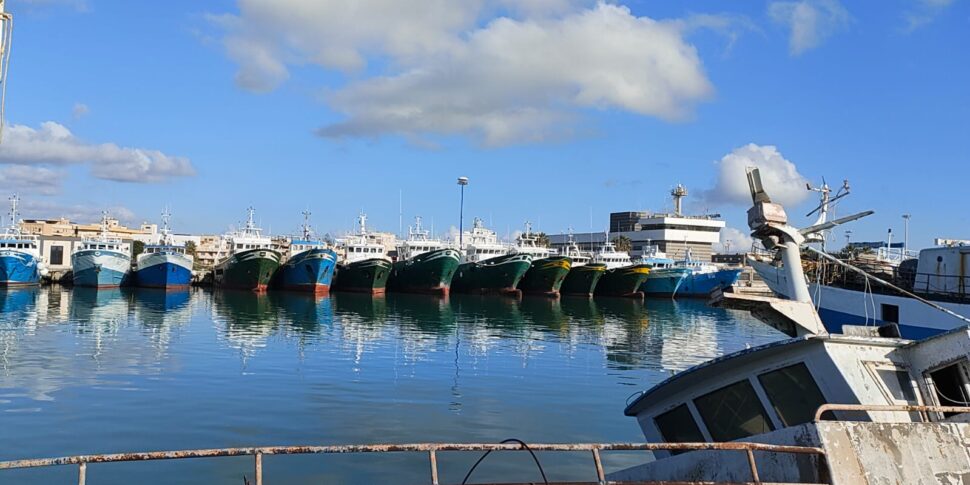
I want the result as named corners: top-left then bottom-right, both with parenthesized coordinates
top-left (875, 247), bottom-right (919, 264)
top-left (0, 440), bottom-right (828, 485)
top-left (814, 403), bottom-right (970, 422)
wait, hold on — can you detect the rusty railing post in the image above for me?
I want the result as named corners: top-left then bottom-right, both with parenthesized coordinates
top-left (591, 448), bottom-right (605, 483)
top-left (745, 448), bottom-right (760, 484)
top-left (78, 462), bottom-right (86, 485)
top-left (428, 450), bottom-right (439, 485)
top-left (254, 452), bottom-right (263, 485)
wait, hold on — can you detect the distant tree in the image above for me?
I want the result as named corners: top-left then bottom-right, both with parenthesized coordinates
top-left (612, 235), bottom-right (632, 253)
top-left (184, 240), bottom-right (197, 256)
top-left (534, 231), bottom-right (551, 248)
top-left (132, 240), bottom-right (145, 258)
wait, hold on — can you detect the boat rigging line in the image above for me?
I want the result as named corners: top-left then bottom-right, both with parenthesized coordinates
top-left (805, 246), bottom-right (970, 326)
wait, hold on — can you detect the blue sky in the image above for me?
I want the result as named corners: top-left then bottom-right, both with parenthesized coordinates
top-left (1, 0), bottom-right (967, 250)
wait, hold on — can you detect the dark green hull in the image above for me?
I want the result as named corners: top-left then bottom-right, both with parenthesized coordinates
top-left (518, 256), bottom-right (572, 297)
top-left (333, 258), bottom-right (392, 294)
top-left (387, 248), bottom-right (461, 295)
top-left (594, 264), bottom-right (651, 298)
top-left (214, 249), bottom-right (282, 292)
top-left (450, 253), bottom-right (532, 296)
top-left (560, 263), bottom-right (606, 297)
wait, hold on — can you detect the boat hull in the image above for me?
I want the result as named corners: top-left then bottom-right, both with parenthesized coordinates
top-left (387, 248), bottom-right (461, 295)
top-left (275, 248), bottom-right (337, 294)
top-left (518, 256), bottom-right (571, 297)
top-left (595, 265), bottom-right (650, 298)
top-left (72, 249), bottom-right (131, 288)
top-left (213, 249), bottom-right (281, 292)
top-left (641, 268), bottom-right (691, 297)
top-left (677, 268), bottom-right (743, 297)
top-left (450, 253), bottom-right (532, 296)
top-left (749, 258), bottom-right (970, 340)
top-left (0, 250), bottom-right (40, 286)
top-left (135, 252), bottom-right (193, 289)
top-left (560, 264), bottom-right (607, 297)
top-left (333, 258), bottom-right (392, 294)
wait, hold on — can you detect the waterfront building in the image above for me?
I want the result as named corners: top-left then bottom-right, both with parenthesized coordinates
top-left (549, 186), bottom-right (724, 261)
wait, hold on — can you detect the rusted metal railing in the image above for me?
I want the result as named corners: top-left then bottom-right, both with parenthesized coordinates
top-left (814, 403), bottom-right (970, 422)
top-left (0, 441), bottom-right (827, 485)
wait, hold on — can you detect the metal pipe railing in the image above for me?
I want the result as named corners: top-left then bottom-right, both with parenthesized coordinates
top-left (0, 441), bottom-right (827, 485)
top-left (814, 403), bottom-right (970, 422)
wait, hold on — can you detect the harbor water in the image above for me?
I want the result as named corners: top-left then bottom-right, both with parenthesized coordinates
top-left (0, 287), bottom-right (786, 484)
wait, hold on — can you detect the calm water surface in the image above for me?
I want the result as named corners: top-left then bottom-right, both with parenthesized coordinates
top-left (0, 287), bottom-right (786, 484)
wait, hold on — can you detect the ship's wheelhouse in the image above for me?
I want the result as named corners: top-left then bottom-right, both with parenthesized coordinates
top-left (625, 328), bottom-right (970, 458)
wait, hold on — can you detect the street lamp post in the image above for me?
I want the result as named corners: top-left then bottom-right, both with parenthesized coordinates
top-left (458, 177), bottom-right (469, 247)
top-left (902, 214), bottom-right (911, 253)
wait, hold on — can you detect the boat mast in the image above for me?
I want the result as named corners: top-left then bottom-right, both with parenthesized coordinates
top-left (806, 178), bottom-right (850, 251)
top-left (7, 193), bottom-right (18, 233)
top-left (160, 208), bottom-right (172, 245)
top-left (100, 211), bottom-right (110, 240)
top-left (301, 210), bottom-right (312, 241)
top-left (0, 1), bottom-right (12, 143)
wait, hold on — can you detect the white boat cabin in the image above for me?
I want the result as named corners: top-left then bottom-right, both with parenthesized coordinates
top-left (397, 216), bottom-right (446, 260)
top-left (341, 212), bottom-right (389, 264)
top-left (559, 233), bottom-right (591, 267)
top-left (459, 218), bottom-right (509, 263)
top-left (591, 240), bottom-right (632, 269)
top-left (511, 221), bottom-right (553, 259)
top-left (912, 245), bottom-right (970, 300)
top-left (225, 207), bottom-right (274, 255)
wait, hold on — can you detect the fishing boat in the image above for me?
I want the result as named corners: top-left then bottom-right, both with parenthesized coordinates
top-left (513, 222), bottom-right (571, 297)
top-left (386, 216), bottom-right (461, 295)
top-left (70, 212), bottom-right (131, 288)
top-left (591, 238), bottom-right (649, 298)
top-left (672, 248), bottom-right (742, 297)
top-left (558, 231), bottom-right (606, 297)
top-left (613, 167), bottom-right (970, 483)
top-left (450, 217), bottom-right (532, 296)
top-left (0, 195), bottom-right (45, 286)
top-left (212, 207), bottom-right (281, 292)
top-left (748, 178), bottom-right (970, 339)
top-left (134, 210), bottom-right (193, 289)
top-left (638, 244), bottom-right (690, 297)
top-left (332, 212), bottom-right (392, 294)
top-left (273, 211), bottom-right (337, 294)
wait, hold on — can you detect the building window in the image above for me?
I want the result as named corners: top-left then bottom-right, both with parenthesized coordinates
top-left (694, 379), bottom-right (774, 441)
top-left (50, 246), bottom-right (64, 265)
top-left (758, 363), bottom-right (827, 427)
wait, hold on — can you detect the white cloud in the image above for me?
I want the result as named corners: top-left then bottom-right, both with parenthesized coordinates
top-left (72, 103), bottom-right (89, 119)
top-left (0, 122), bottom-right (195, 183)
top-left (212, 1), bottom-right (720, 146)
top-left (702, 143), bottom-right (811, 207)
top-left (19, 199), bottom-right (135, 225)
top-left (903, 0), bottom-right (955, 31)
top-left (0, 166), bottom-right (65, 196)
top-left (715, 226), bottom-right (754, 253)
top-left (768, 0), bottom-right (849, 55)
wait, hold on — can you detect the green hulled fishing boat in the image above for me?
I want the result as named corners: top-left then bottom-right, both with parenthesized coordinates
top-left (560, 263), bottom-right (606, 296)
top-left (589, 239), bottom-right (649, 298)
top-left (332, 213), bottom-right (392, 294)
top-left (213, 207), bottom-right (282, 292)
top-left (594, 264), bottom-right (650, 298)
top-left (518, 256), bottom-right (572, 297)
top-left (388, 216), bottom-right (461, 295)
top-left (450, 253), bottom-right (533, 296)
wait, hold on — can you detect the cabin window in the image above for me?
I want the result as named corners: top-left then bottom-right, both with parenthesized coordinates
top-left (654, 404), bottom-right (705, 452)
top-left (50, 246), bottom-right (64, 265)
top-left (877, 368), bottom-right (917, 403)
top-left (926, 361), bottom-right (970, 419)
top-left (881, 304), bottom-right (899, 324)
top-left (694, 379), bottom-right (774, 441)
top-left (758, 363), bottom-right (827, 427)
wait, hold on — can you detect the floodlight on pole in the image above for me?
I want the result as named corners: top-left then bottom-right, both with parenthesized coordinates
top-left (458, 177), bottom-right (469, 247)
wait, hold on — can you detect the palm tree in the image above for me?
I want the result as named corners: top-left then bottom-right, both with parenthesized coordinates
top-left (611, 235), bottom-right (632, 253)
top-left (534, 231), bottom-right (551, 248)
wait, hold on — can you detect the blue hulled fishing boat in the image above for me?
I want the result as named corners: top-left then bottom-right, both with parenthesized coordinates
top-left (135, 210), bottom-right (194, 289)
top-left (673, 248), bottom-right (742, 297)
top-left (71, 212), bottom-right (131, 288)
top-left (274, 210), bottom-right (337, 294)
top-left (0, 195), bottom-right (45, 287)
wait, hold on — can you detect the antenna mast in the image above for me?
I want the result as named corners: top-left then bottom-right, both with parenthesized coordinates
top-left (671, 184), bottom-right (688, 216)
